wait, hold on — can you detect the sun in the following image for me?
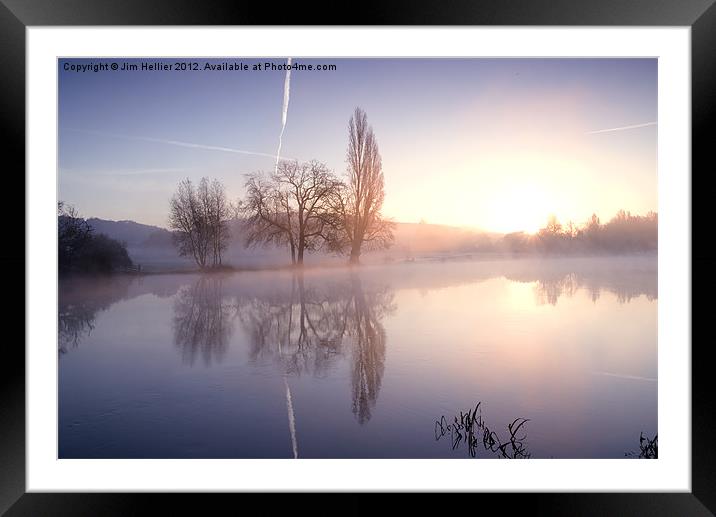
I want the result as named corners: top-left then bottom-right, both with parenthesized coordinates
top-left (485, 187), bottom-right (550, 234)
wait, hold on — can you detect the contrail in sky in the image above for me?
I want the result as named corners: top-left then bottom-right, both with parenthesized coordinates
top-left (275, 57), bottom-right (292, 173)
top-left (143, 137), bottom-right (283, 159)
top-left (63, 128), bottom-right (286, 160)
top-left (585, 121), bottom-right (657, 135)
top-left (592, 371), bottom-right (657, 383)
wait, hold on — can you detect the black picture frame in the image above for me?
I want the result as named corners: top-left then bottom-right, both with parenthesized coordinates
top-left (3, 0), bottom-right (713, 514)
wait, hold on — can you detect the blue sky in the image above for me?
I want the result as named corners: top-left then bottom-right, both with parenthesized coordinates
top-left (58, 58), bottom-right (657, 232)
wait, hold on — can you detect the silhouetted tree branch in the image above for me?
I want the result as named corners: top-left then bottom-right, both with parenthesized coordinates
top-left (240, 160), bottom-right (342, 265)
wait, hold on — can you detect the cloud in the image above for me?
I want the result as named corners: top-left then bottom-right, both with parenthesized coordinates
top-left (585, 121), bottom-right (657, 135)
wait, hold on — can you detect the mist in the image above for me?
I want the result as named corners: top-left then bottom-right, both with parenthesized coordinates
top-left (93, 211), bottom-right (657, 273)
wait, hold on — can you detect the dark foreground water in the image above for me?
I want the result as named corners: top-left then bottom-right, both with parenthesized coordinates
top-left (58, 255), bottom-right (657, 458)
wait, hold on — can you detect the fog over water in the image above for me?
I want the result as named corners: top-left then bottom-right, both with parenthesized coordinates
top-left (59, 255), bottom-right (656, 458)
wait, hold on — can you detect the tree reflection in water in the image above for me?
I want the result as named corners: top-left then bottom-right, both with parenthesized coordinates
top-left (59, 302), bottom-right (96, 354)
top-left (523, 270), bottom-right (657, 306)
top-left (58, 275), bottom-right (134, 354)
top-left (236, 271), bottom-right (395, 424)
top-left (173, 275), bottom-right (232, 366)
top-left (500, 258), bottom-right (657, 306)
top-left (348, 275), bottom-right (389, 424)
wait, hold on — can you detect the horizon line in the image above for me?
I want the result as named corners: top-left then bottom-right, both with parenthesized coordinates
top-left (74, 210), bottom-right (658, 235)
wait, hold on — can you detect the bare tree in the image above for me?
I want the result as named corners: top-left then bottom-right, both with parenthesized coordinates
top-left (204, 178), bottom-right (232, 266)
top-left (169, 179), bottom-right (206, 267)
top-left (331, 107), bottom-right (394, 264)
top-left (169, 177), bottom-right (231, 268)
top-left (241, 173), bottom-right (298, 263)
top-left (240, 160), bottom-right (341, 266)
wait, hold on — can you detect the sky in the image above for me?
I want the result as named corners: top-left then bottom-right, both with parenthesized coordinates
top-left (58, 58), bottom-right (657, 233)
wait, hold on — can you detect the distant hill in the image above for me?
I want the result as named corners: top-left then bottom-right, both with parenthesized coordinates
top-left (85, 217), bottom-right (495, 255)
top-left (86, 218), bottom-right (173, 248)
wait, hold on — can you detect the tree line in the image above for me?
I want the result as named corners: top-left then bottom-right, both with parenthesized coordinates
top-left (58, 202), bottom-right (134, 275)
top-left (502, 210), bottom-right (658, 254)
top-left (168, 107), bottom-right (394, 268)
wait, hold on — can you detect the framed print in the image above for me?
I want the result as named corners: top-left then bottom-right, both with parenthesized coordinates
top-left (4, 0), bottom-right (714, 514)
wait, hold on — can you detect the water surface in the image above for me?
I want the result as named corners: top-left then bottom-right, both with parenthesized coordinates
top-left (59, 256), bottom-right (657, 458)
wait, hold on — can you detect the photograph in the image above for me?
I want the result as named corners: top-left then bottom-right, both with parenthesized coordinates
top-left (57, 56), bottom-right (658, 460)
